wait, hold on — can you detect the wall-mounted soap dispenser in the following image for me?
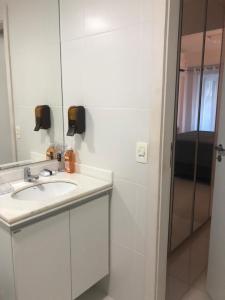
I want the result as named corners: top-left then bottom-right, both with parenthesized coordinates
top-left (67, 106), bottom-right (85, 136)
top-left (34, 105), bottom-right (51, 131)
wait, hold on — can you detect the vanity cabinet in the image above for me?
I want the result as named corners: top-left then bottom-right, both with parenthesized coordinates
top-left (0, 193), bottom-right (109, 300)
top-left (12, 212), bottom-right (71, 300)
top-left (70, 195), bottom-right (109, 299)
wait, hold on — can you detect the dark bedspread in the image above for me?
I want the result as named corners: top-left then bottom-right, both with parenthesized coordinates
top-left (174, 131), bottom-right (215, 184)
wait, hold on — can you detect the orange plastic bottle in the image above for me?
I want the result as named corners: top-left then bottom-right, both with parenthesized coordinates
top-left (46, 144), bottom-right (55, 160)
top-left (64, 148), bottom-right (75, 173)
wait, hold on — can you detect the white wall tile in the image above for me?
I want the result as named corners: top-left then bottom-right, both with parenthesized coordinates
top-left (82, 27), bottom-right (142, 109)
top-left (60, 0), bottom-right (142, 41)
top-left (61, 39), bottom-right (85, 106)
top-left (141, 0), bottom-right (153, 22)
top-left (139, 21), bottom-right (165, 111)
top-left (111, 179), bottom-right (148, 254)
top-left (60, 0), bottom-right (85, 41)
top-left (108, 242), bottom-right (145, 300)
top-left (84, 0), bottom-right (141, 35)
top-left (62, 25), bottom-right (152, 109)
top-left (64, 107), bottom-right (151, 186)
top-left (141, 0), bottom-right (166, 23)
top-left (61, 22), bottom-right (163, 112)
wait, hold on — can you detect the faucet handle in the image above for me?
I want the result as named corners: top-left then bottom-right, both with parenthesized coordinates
top-left (24, 167), bottom-right (39, 182)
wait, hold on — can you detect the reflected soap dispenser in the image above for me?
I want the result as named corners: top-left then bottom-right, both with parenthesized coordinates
top-left (34, 105), bottom-right (51, 131)
top-left (46, 143), bottom-right (56, 160)
top-left (67, 106), bottom-right (85, 136)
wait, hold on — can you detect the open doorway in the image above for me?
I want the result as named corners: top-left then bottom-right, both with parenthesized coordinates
top-left (166, 0), bottom-right (225, 299)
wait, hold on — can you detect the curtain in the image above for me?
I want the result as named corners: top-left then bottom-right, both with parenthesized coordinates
top-left (177, 69), bottom-right (201, 133)
top-left (199, 70), bottom-right (219, 132)
top-left (177, 67), bottom-right (219, 133)
top-left (190, 69), bottom-right (201, 131)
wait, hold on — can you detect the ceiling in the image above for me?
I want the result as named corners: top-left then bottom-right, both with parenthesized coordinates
top-left (181, 29), bottom-right (223, 67)
top-left (182, 29), bottom-right (223, 54)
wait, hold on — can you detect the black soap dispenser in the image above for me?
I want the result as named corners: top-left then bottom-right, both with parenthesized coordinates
top-left (67, 106), bottom-right (85, 136)
top-left (34, 105), bottom-right (51, 131)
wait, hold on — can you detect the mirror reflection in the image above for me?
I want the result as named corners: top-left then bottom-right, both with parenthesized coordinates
top-left (170, 0), bottom-right (206, 250)
top-left (194, 0), bottom-right (224, 231)
top-left (0, 0), bottom-right (63, 169)
top-left (170, 0), bottom-right (224, 251)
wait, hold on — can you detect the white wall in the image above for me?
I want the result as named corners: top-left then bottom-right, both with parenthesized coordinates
top-left (0, 1), bottom-right (3, 19)
top-left (60, 0), bottom-right (169, 299)
top-left (0, 32), bottom-right (13, 164)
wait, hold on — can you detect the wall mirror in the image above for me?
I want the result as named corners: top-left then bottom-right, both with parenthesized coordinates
top-left (0, 0), bottom-right (63, 170)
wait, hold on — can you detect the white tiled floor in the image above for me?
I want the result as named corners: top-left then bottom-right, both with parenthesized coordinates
top-left (181, 272), bottom-right (211, 300)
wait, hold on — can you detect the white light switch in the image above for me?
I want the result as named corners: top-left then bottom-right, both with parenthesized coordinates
top-left (136, 142), bottom-right (148, 164)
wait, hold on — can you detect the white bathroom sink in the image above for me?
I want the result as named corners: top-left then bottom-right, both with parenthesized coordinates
top-left (12, 181), bottom-right (77, 201)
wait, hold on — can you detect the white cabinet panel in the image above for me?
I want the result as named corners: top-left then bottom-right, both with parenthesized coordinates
top-left (0, 226), bottom-right (16, 300)
top-left (12, 212), bottom-right (71, 300)
top-left (70, 196), bottom-right (109, 299)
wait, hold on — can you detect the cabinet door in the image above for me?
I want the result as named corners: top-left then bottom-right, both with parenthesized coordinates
top-left (0, 227), bottom-right (16, 300)
top-left (70, 195), bottom-right (109, 299)
top-left (12, 212), bottom-right (71, 300)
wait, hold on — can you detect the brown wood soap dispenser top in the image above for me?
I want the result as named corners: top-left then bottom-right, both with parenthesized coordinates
top-left (34, 105), bottom-right (51, 131)
top-left (67, 106), bottom-right (85, 136)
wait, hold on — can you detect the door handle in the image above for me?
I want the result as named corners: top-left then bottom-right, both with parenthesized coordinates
top-left (215, 144), bottom-right (225, 162)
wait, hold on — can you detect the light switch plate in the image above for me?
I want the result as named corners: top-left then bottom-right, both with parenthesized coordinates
top-left (136, 142), bottom-right (148, 164)
top-left (16, 126), bottom-right (21, 139)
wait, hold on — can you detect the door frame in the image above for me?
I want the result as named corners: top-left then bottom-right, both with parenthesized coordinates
top-left (149, 1), bottom-right (180, 299)
top-left (152, 0), bottom-right (225, 299)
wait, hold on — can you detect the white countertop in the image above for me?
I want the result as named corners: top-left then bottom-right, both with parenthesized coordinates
top-left (0, 171), bottom-right (112, 226)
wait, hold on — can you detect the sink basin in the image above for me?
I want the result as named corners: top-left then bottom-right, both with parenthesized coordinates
top-left (12, 181), bottom-right (77, 201)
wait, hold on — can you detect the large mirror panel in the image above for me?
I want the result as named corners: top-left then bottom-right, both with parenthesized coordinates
top-left (194, 0), bottom-right (224, 230)
top-left (170, 0), bottom-right (207, 251)
top-left (0, 0), bottom-right (63, 168)
top-left (170, 0), bottom-right (225, 251)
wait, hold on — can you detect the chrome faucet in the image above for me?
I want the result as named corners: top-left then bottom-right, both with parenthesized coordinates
top-left (24, 167), bottom-right (39, 182)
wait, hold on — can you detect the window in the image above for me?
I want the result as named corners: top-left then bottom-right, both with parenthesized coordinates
top-left (199, 69), bottom-right (219, 132)
top-left (177, 67), bottom-right (219, 133)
